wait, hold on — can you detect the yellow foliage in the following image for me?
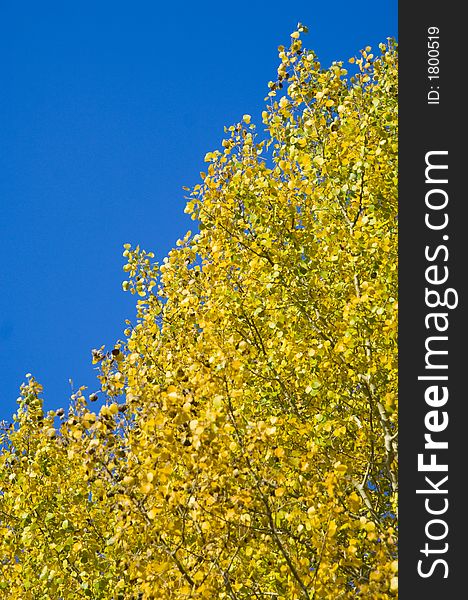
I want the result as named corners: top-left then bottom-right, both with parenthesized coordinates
top-left (0, 30), bottom-right (397, 599)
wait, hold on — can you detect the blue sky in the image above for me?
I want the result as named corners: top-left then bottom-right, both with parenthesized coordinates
top-left (0, 1), bottom-right (397, 420)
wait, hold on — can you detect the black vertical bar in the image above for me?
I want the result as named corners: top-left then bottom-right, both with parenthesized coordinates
top-left (399, 2), bottom-right (466, 597)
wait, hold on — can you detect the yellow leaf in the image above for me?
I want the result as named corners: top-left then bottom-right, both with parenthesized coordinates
top-left (334, 462), bottom-right (348, 474)
top-left (328, 519), bottom-right (337, 537)
top-left (147, 508), bottom-right (158, 520)
top-left (141, 482), bottom-right (153, 494)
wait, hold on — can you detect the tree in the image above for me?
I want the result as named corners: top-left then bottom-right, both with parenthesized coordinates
top-left (0, 26), bottom-right (398, 599)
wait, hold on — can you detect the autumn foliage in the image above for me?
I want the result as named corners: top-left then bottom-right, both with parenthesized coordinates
top-left (0, 27), bottom-right (398, 599)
